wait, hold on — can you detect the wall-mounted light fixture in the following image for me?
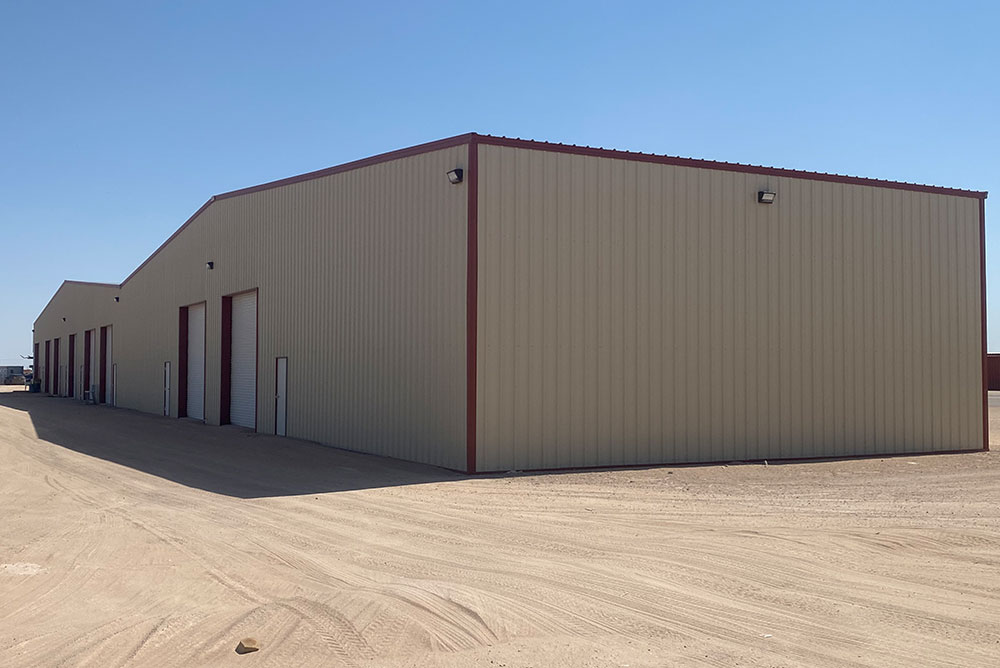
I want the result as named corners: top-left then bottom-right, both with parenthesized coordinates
top-left (114, 296), bottom-right (120, 302)
top-left (206, 261), bottom-right (214, 270)
top-left (446, 168), bottom-right (464, 185)
top-left (758, 190), bottom-right (776, 204)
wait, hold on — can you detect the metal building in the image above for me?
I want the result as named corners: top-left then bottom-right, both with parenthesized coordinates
top-left (32, 133), bottom-right (989, 473)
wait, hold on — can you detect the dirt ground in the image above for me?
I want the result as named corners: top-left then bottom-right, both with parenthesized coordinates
top-left (1, 387), bottom-right (998, 667)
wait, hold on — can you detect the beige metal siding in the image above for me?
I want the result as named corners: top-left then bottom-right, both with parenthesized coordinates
top-left (34, 283), bottom-right (120, 400)
top-left (40, 146), bottom-right (469, 469)
top-left (476, 144), bottom-right (983, 471)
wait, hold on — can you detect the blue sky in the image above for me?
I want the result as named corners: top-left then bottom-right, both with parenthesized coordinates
top-left (1, 1), bottom-right (997, 365)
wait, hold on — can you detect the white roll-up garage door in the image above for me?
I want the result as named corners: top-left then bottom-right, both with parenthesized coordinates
top-left (105, 326), bottom-right (114, 406)
top-left (187, 303), bottom-right (206, 420)
top-left (229, 291), bottom-right (257, 428)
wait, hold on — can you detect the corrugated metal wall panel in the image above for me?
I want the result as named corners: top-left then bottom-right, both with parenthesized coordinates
top-left (31, 145), bottom-right (469, 471)
top-left (476, 144), bottom-right (983, 471)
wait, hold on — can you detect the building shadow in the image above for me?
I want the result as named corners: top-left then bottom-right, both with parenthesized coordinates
top-left (0, 390), bottom-right (464, 499)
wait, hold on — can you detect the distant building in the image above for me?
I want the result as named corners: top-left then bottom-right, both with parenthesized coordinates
top-left (0, 365), bottom-right (24, 384)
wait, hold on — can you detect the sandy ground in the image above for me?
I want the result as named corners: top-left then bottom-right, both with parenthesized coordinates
top-left (1, 387), bottom-right (999, 667)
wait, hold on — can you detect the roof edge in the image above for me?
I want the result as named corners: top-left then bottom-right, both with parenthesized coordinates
top-left (35, 280), bottom-right (121, 325)
top-left (473, 134), bottom-right (988, 200)
top-left (120, 133), bottom-right (475, 286)
top-left (118, 130), bottom-right (986, 288)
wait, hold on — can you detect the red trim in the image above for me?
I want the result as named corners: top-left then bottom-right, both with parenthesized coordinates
top-left (981, 198), bottom-right (989, 451)
top-left (120, 135), bottom-right (475, 285)
top-left (112, 132), bottom-right (983, 294)
top-left (44, 340), bottom-right (49, 393)
top-left (474, 134), bottom-right (988, 199)
top-left (120, 199), bottom-right (215, 285)
top-left (215, 136), bottom-right (474, 201)
top-left (204, 303), bottom-right (208, 422)
top-left (67, 333), bottom-right (75, 398)
top-left (83, 331), bottom-right (91, 396)
top-left (178, 306), bottom-right (189, 418)
top-left (33, 281), bottom-right (118, 330)
top-left (220, 296), bottom-right (232, 425)
top-left (52, 338), bottom-right (60, 396)
top-left (466, 137), bottom-right (479, 474)
top-left (254, 288), bottom-right (259, 432)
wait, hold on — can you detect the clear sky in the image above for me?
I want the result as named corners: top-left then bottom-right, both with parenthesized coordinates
top-left (1, 1), bottom-right (997, 366)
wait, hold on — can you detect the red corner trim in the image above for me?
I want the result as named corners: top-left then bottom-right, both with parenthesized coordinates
top-left (466, 136), bottom-right (479, 474)
top-left (981, 198), bottom-right (989, 451)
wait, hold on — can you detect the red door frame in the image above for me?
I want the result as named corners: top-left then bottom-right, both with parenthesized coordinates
top-left (177, 301), bottom-right (207, 419)
top-left (43, 340), bottom-right (49, 393)
top-left (52, 338), bottom-right (60, 396)
top-left (83, 330), bottom-right (91, 398)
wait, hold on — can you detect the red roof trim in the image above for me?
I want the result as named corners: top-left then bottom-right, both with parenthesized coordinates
top-left (35, 280), bottom-right (120, 324)
top-left (118, 131), bottom-right (986, 287)
top-left (121, 197), bottom-right (216, 285)
top-left (215, 133), bottom-right (474, 202)
top-left (474, 134), bottom-right (989, 200)
top-left (121, 134), bottom-right (475, 285)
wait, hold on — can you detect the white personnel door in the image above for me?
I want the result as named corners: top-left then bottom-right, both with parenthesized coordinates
top-left (229, 291), bottom-right (257, 429)
top-left (275, 357), bottom-right (287, 436)
top-left (186, 303), bottom-right (206, 420)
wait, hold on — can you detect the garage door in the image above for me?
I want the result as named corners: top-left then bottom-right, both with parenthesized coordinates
top-left (187, 303), bottom-right (206, 420)
top-left (229, 291), bottom-right (257, 428)
top-left (104, 326), bottom-right (114, 406)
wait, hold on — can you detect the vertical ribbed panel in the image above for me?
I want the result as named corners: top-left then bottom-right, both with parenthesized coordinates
top-left (36, 145), bottom-right (471, 469)
top-left (476, 145), bottom-right (983, 471)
